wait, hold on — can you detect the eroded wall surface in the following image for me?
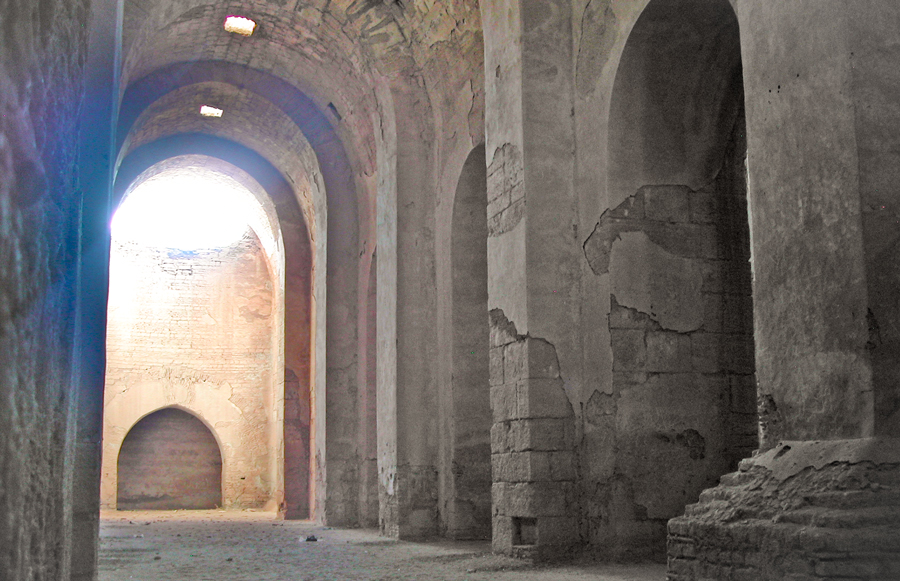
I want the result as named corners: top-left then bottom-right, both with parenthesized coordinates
top-left (102, 234), bottom-right (282, 510)
top-left (0, 0), bottom-right (90, 578)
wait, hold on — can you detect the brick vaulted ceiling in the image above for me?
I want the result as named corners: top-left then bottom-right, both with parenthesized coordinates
top-left (117, 0), bottom-right (487, 226)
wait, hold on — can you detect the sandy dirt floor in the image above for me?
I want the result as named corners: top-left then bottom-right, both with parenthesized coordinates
top-left (99, 511), bottom-right (666, 581)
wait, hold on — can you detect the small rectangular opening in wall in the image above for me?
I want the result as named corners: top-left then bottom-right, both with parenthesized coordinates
top-left (224, 15), bottom-right (256, 36)
top-left (200, 105), bottom-right (223, 118)
top-left (512, 517), bottom-right (537, 546)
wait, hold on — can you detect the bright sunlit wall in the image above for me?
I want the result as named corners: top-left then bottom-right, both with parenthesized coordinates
top-left (100, 156), bottom-right (287, 512)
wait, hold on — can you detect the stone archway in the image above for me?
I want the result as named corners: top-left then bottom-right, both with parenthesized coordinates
top-left (117, 407), bottom-right (223, 510)
top-left (591, 0), bottom-right (756, 558)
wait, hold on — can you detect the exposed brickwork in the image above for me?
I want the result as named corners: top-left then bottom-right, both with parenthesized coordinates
top-left (487, 143), bottom-right (525, 237)
top-left (103, 234), bottom-right (280, 510)
top-left (490, 310), bottom-right (578, 561)
top-left (117, 408), bottom-right (223, 509)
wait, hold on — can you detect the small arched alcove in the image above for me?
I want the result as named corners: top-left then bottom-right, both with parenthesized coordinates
top-left (117, 407), bottom-right (223, 510)
top-left (598, 0), bottom-right (757, 558)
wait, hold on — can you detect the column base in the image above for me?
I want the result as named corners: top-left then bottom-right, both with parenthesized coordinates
top-left (668, 438), bottom-right (900, 580)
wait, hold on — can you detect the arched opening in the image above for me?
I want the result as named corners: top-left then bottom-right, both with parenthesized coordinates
top-left (117, 407), bottom-right (223, 510)
top-left (101, 155), bottom-right (289, 512)
top-left (446, 144), bottom-right (491, 539)
top-left (117, 61), bottom-right (364, 526)
top-left (599, 0), bottom-right (756, 558)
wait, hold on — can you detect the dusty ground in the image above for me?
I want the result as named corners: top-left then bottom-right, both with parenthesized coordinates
top-left (99, 511), bottom-right (666, 581)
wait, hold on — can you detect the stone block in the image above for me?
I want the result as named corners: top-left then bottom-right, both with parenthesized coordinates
top-left (524, 451), bottom-right (575, 482)
top-left (691, 332), bottom-right (721, 373)
top-left (507, 418), bottom-right (575, 452)
top-left (504, 337), bottom-right (561, 381)
top-left (492, 453), bottom-right (517, 482)
top-left (668, 539), bottom-right (697, 559)
top-left (814, 559), bottom-right (885, 578)
top-left (611, 329), bottom-right (647, 371)
top-left (490, 347), bottom-right (505, 386)
top-left (524, 338), bottom-right (561, 379)
top-left (516, 378), bottom-right (572, 419)
top-left (504, 482), bottom-right (573, 517)
top-left (491, 422), bottom-right (512, 453)
top-left (491, 384), bottom-right (518, 422)
top-left (501, 451), bottom-right (552, 482)
top-left (642, 185), bottom-right (691, 223)
top-left (504, 340), bottom-right (527, 382)
top-left (492, 483), bottom-right (509, 514)
top-left (646, 331), bottom-right (692, 373)
top-left (492, 515), bottom-right (514, 552)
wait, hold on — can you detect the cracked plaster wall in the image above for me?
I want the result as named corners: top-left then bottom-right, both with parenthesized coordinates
top-left (663, 3), bottom-right (900, 578)
top-left (101, 234), bottom-right (284, 511)
top-left (574, 0), bottom-right (755, 561)
top-left (481, 0), bottom-right (586, 558)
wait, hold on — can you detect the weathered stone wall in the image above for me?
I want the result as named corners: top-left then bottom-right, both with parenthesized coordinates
top-left (572, 0), bottom-right (757, 560)
top-left (482, 0), bottom-right (759, 562)
top-left (581, 111), bottom-right (756, 558)
top-left (0, 0), bottom-right (90, 578)
top-left (490, 311), bottom-right (577, 560)
top-left (102, 233), bottom-right (282, 510)
top-left (664, 4), bottom-right (900, 578)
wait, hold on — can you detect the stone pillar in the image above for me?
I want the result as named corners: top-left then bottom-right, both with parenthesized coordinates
top-left (482, 0), bottom-right (580, 560)
top-left (71, 0), bottom-right (121, 577)
top-left (71, 0), bottom-right (121, 579)
top-left (376, 77), bottom-right (440, 540)
top-left (668, 3), bottom-right (900, 579)
top-left (490, 316), bottom-right (576, 560)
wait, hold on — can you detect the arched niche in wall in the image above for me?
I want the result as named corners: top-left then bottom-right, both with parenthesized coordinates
top-left (117, 61), bottom-right (365, 527)
top-left (100, 151), bottom-right (310, 514)
top-left (597, 0), bottom-right (757, 558)
top-left (446, 143), bottom-right (491, 539)
top-left (117, 407), bottom-right (223, 510)
top-left (113, 138), bottom-right (316, 519)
